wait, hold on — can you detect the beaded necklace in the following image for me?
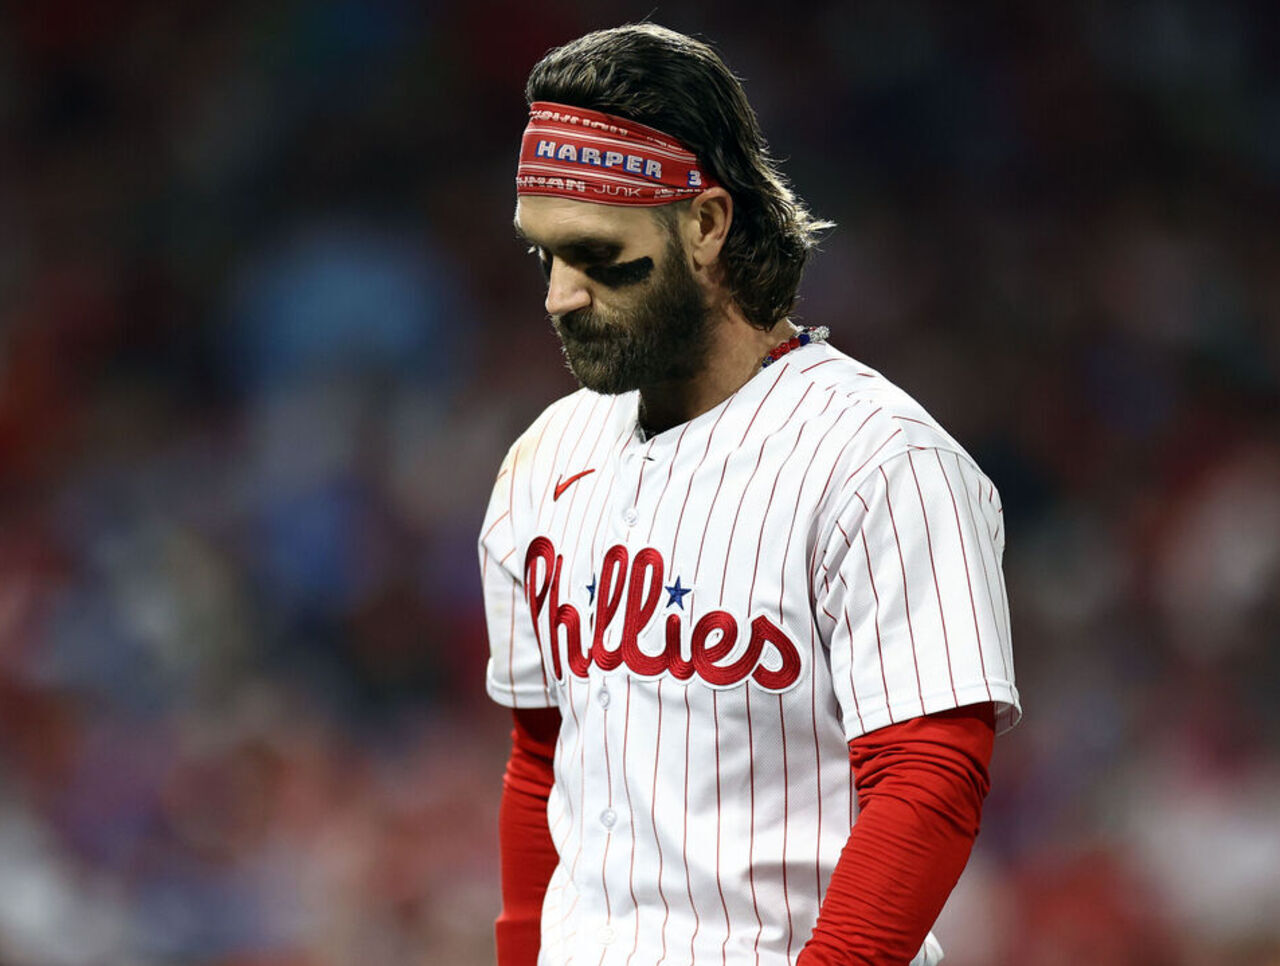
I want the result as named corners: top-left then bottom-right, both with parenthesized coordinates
top-left (761, 325), bottom-right (830, 369)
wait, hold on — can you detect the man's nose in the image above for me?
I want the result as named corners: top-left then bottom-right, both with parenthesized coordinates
top-left (545, 259), bottom-right (592, 317)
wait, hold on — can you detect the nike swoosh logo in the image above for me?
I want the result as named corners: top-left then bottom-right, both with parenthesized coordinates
top-left (554, 469), bottom-right (596, 501)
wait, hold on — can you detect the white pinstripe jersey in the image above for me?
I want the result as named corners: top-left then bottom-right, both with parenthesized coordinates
top-left (480, 340), bottom-right (1021, 966)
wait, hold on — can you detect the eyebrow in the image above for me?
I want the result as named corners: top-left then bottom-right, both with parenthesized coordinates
top-left (513, 221), bottom-right (625, 264)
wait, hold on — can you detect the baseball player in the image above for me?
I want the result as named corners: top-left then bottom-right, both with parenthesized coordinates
top-left (480, 24), bottom-right (1020, 966)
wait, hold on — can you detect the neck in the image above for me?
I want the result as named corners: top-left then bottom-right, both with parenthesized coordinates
top-left (637, 306), bottom-right (796, 437)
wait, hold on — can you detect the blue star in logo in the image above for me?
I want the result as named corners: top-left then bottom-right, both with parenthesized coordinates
top-left (665, 576), bottom-right (691, 610)
top-left (586, 576), bottom-right (597, 605)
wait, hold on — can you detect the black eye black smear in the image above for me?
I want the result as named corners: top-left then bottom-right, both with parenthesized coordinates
top-left (586, 256), bottom-right (654, 288)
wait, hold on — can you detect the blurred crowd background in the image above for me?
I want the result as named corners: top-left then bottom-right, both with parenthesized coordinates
top-left (2, 1), bottom-right (1278, 964)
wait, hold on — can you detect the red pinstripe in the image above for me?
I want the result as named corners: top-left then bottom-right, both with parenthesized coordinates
top-left (858, 532), bottom-right (893, 718)
top-left (879, 465), bottom-right (926, 713)
top-left (622, 679), bottom-right (643, 966)
top-left (537, 394), bottom-right (592, 523)
top-left (584, 420), bottom-right (637, 577)
top-left (563, 674), bottom-right (586, 920)
top-left (599, 693), bottom-right (615, 927)
top-left (504, 442), bottom-right (522, 699)
top-left (644, 421), bottom-right (692, 544)
top-left (719, 383), bottom-right (812, 603)
top-left (745, 687), bottom-right (764, 964)
top-left (807, 616), bottom-right (823, 904)
top-left (524, 404), bottom-right (557, 508)
top-left (693, 375), bottom-right (782, 581)
top-left (953, 453), bottom-right (1012, 682)
top-left (508, 579), bottom-right (519, 704)
top-left (555, 395), bottom-right (606, 530)
top-left (778, 693), bottom-right (794, 962)
top-left (505, 440), bottom-right (521, 553)
top-left (987, 482), bottom-right (1005, 545)
top-left (739, 364), bottom-right (787, 445)
top-left (840, 425), bottom-right (903, 489)
top-left (789, 404), bottom-right (868, 603)
top-left (836, 570), bottom-right (866, 731)
top-left (568, 400), bottom-right (626, 597)
top-left (935, 451), bottom-right (993, 700)
top-left (805, 406), bottom-right (889, 588)
top-left (800, 357), bottom-right (839, 373)
top-left (482, 510), bottom-right (510, 542)
top-left (713, 691), bottom-right (731, 965)
top-left (680, 688), bottom-right (702, 962)
top-left (892, 415), bottom-right (935, 429)
top-left (649, 678), bottom-right (672, 965)
top-left (810, 404), bottom-right (879, 525)
top-left (672, 400), bottom-right (734, 565)
top-left (962, 452), bottom-right (1008, 680)
top-left (749, 422), bottom-right (808, 611)
top-left (907, 451), bottom-right (958, 700)
top-left (755, 382), bottom-right (839, 619)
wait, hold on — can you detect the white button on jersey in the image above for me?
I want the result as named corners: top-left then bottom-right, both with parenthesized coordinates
top-left (597, 925), bottom-right (616, 945)
top-left (480, 340), bottom-right (1021, 966)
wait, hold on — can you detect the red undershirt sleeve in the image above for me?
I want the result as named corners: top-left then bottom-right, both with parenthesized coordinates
top-left (496, 706), bottom-right (562, 966)
top-left (797, 702), bottom-right (996, 966)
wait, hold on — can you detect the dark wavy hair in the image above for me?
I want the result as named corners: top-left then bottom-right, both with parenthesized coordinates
top-left (525, 24), bottom-right (832, 330)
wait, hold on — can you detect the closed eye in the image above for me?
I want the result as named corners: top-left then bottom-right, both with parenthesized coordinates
top-left (586, 257), bottom-right (654, 288)
top-left (527, 245), bottom-right (553, 281)
top-left (525, 242), bottom-right (652, 289)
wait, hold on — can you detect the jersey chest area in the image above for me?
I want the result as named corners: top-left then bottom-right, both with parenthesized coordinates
top-left (521, 441), bottom-right (822, 698)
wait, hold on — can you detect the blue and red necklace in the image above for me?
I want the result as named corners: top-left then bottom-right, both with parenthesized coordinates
top-left (761, 325), bottom-right (830, 369)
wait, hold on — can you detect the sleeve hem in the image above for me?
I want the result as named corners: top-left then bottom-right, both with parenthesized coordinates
top-left (842, 680), bottom-right (1021, 741)
top-left (487, 671), bottom-right (559, 709)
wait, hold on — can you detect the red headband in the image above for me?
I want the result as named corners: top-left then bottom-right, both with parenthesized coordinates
top-left (516, 101), bottom-right (719, 206)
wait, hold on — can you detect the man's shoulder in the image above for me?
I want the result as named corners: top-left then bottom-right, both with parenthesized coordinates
top-left (508, 386), bottom-right (588, 447)
top-left (498, 387), bottom-right (633, 485)
top-left (784, 342), bottom-right (974, 475)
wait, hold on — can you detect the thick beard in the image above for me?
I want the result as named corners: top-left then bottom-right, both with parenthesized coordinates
top-left (552, 235), bottom-right (712, 395)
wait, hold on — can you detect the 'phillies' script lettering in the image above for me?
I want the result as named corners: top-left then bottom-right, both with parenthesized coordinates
top-left (524, 537), bottom-right (802, 692)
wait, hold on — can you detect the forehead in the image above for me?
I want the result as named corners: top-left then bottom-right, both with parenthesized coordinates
top-left (514, 195), bottom-right (668, 250)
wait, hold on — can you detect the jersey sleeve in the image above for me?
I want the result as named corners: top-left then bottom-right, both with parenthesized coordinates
top-left (480, 440), bottom-right (558, 710)
top-left (814, 447), bottom-right (1020, 740)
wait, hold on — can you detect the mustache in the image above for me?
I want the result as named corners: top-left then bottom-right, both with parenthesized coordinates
top-left (554, 309), bottom-right (616, 341)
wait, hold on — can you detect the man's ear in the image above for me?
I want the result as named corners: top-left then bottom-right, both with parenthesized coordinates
top-left (685, 188), bottom-right (733, 270)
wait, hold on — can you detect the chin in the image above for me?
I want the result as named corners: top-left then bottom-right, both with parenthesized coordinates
top-left (572, 369), bottom-right (640, 396)
top-left (563, 351), bottom-right (637, 395)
